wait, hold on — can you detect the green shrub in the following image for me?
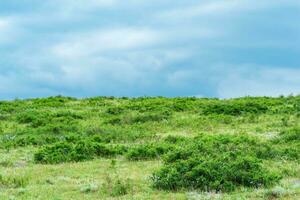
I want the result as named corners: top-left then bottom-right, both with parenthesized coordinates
top-left (163, 135), bottom-right (187, 144)
top-left (16, 110), bottom-right (82, 128)
top-left (106, 107), bottom-right (125, 115)
top-left (202, 101), bottom-right (268, 116)
top-left (16, 111), bottom-right (50, 127)
top-left (126, 143), bottom-right (173, 161)
top-left (278, 127), bottom-right (300, 142)
top-left (1, 131), bottom-right (82, 148)
top-left (151, 134), bottom-right (281, 192)
top-left (34, 141), bottom-right (126, 164)
top-left (152, 151), bottom-right (280, 192)
top-left (34, 142), bottom-right (74, 164)
top-left (102, 175), bottom-right (132, 197)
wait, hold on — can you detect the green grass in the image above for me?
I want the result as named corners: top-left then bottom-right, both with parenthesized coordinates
top-left (0, 96), bottom-right (299, 199)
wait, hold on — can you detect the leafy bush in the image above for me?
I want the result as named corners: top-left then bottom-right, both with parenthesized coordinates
top-left (163, 135), bottom-right (187, 144)
top-left (152, 152), bottom-right (280, 192)
top-left (270, 127), bottom-right (300, 160)
top-left (202, 101), bottom-right (268, 116)
top-left (102, 174), bottom-right (132, 197)
top-left (106, 106), bottom-right (125, 115)
top-left (1, 130), bottom-right (82, 148)
top-left (278, 127), bottom-right (300, 142)
top-left (34, 141), bottom-right (126, 164)
top-left (16, 111), bottom-right (50, 127)
top-left (151, 134), bottom-right (281, 192)
top-left (16, 110), bottom-right (83, 128)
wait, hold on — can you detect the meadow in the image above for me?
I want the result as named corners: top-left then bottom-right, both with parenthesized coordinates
top-left (0, 96), bottom-right (299, 199)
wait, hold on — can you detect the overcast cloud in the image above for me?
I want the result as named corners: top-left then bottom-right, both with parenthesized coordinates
top-left (0, 0), bottom-right (299, 99)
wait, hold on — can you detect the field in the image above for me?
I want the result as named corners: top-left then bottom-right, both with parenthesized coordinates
top-left (0, 96), bottom-right (299, 200)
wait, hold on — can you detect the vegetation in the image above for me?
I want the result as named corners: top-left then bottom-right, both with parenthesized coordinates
top-left (0, 96), bottom-right (299, 199)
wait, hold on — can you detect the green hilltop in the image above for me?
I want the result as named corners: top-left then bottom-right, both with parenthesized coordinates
top-left (0, 96), bottom-right (299, 199)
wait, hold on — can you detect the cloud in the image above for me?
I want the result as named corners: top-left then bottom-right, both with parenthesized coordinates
top-left (0, 18), bottom-right (9, 29)
top-left (157, 0), bottom-right (300, 21)
top-left (52, 28), bottom-right (162, 58)
top-left (157, 0), bottom-right (242, 20)
top-left (0, 17), bottom-right (16, 43)
top-left (0, 0), bottom-right (299, 99)
top-left (218, 66), bottom-right (300, 98)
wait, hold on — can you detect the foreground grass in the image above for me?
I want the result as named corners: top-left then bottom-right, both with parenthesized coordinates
top-left (0, 148), bottom-right (299, 200)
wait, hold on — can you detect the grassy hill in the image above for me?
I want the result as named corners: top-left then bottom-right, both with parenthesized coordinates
top-left (0, 96), bottom-right (299, 199)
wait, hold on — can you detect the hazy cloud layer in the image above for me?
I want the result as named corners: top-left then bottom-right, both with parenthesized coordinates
top-left (0, 0), bottom-right (299, 99)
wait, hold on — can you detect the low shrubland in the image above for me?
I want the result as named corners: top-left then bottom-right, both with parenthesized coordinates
top-left (0, 96), bottom-right (299, 199)
top-left (202, 100), bottom-right (269, 116)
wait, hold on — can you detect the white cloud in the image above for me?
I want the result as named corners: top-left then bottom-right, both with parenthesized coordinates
top-left (167, 70), bottom-right (196, 88)
top-left (49, 0), bottom-right (117, 10)
top-left (0, 17), bottom-right (16, 43)
top-left (0, 18), bottom-right (10, 30)
top-left (157, 0), bottom-right (299, 21)
top-left (40, 0), bottom-right (118, 20)
top-left (52, 28), bottom-right (161, 58)
top-left (218, 66), bottom-right (300, 98)
top-left (156, 0), bottom-right (263, 22)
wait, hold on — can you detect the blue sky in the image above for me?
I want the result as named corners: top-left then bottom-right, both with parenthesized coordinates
top-left (0, 0), bottom-right (300, 99)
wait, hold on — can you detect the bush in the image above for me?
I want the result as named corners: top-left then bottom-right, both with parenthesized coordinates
top-left (278, 127), bottom-right (300, 142)
top-left (152, 152), bottom-right (280, 192)
top-left (270, 127), bottom-right (300, 160)
top-left (16, 111), bottom-right (50, 127)
top-left (34, 141), bottom-right (126, 164)
top-left (106, 106), bottom-right (125, 115)
top-left (1, 131), bottom-right (82, 148)
top-left (202, 101), bottom-right (268, 116)
top-left (151, 134), bottom-right (281, 192)
top-left (102, 175), bottom-right (132, 197)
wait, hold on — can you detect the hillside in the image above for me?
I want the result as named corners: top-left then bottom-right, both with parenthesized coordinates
top-left (0, 96), bottom-right (299, 199)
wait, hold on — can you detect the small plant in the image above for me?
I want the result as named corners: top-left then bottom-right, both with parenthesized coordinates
top-left (0, 174), bottom-right (29, 188)
top-left (101, 159), bottom-right (132, 197)
top-left (0, 160), bottom-right (13, 167)
top-left (281, 117), bottom-right (289, 127)
top-left (264, 186), bottom-right (289, 199)
top-left (80, 183), bottom-right (99, 193)
top-left (101, 174), bottom-right (132, 197)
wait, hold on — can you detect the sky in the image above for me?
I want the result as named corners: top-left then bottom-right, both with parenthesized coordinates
top-left (0, 0), bottom-right (300, 100)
